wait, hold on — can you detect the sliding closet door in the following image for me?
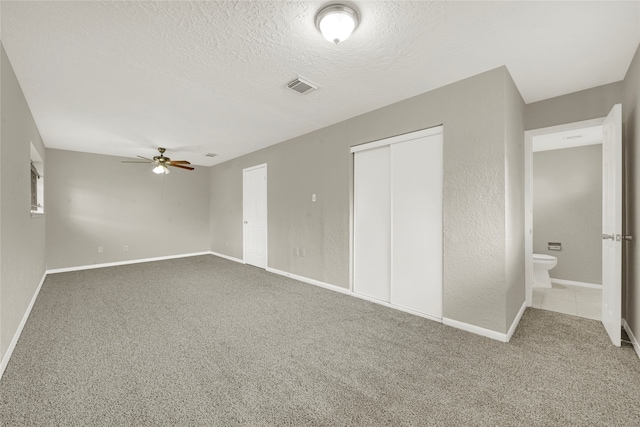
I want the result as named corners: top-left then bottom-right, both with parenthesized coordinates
top-left (353, 146), bottom-right (391, 302)
top-left (390, 134), bottom-right (443, 318)
top-left (353, 127), bottom-right (443, 319)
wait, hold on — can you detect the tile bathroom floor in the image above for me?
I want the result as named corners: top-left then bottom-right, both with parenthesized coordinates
top-left (532, 283), bottom-right (602, 321)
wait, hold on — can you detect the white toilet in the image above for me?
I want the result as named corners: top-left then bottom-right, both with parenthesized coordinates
top-left (533, 254), bottom-right (558, 288)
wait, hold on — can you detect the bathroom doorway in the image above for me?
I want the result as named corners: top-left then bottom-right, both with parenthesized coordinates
top-left (524, 105), bottom-right (623, 346)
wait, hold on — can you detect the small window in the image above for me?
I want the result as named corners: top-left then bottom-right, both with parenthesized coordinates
top-left (30, 143), bottom-right (44, 214)
top-left (31, 163), bottom-right (39, 209)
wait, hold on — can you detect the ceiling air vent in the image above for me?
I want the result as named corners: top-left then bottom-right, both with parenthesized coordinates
top-left (205, 153), bottom-right (217, 157)
top-left (287, 76), bottom-right (319, 95)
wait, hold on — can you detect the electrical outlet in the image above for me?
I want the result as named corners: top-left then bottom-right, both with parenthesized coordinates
top-left (98, 246), bottom-right (103, 253)
top-left (312, 194), bottom-right (316, 202)
top-left (124, 245), bottom-right (129, 252)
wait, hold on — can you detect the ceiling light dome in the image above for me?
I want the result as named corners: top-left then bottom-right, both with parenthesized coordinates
top-left (152, 163), bottom-right (170, 174)
top-left (315, 4), bottom-right (359, 44)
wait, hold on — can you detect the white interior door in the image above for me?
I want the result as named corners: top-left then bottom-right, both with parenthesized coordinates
top-left (390, 134), bottom-right (443, 317)
top-left (601, 104), bottom-right (622, 347)
top-left (353, 146), bottom-right (391, 302)
top-left (243, 164), bottom-right (267, 268)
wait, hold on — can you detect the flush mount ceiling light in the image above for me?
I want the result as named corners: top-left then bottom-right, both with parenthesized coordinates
top-left (315, 4), bottom-right (359, 44)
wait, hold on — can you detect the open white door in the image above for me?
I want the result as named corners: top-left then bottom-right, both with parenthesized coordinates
top-left (601, 104), bottom-right (622, 347)
top-left (243, 164), bottom-right (267, 268)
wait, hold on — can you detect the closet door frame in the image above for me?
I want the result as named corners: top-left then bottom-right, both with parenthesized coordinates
top-left (350, 126), bottom-right (444, 321)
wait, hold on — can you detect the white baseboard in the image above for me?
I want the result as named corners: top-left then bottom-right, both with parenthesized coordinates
top-left (350, 292), bottom-right (442, 323)
top-left (265, 267), bottom-right (350, 295)
top-left (623, 319), bottom-right (640, 361)
top-left (1, 272), bottom-right (47, 380)
top-left (550, 278), bottom-right (601, 289)
top-left (265, 267), bottom-right (518, 342)
top-left (506, 301), bottom-right (527, 342)
top-left (443, 317), bottom-right (509, 343)
top-left (209, 251), bottom-right (244, 264)
top-left (265, 267), bottom-right (443, 323)
top-left (46, 252), bottom-right (211, 274)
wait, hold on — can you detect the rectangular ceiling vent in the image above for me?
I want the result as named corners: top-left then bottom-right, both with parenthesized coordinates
top-left (287, 76), bottom-right (319, 95)
top-left (205, 153), bottom-right (217, 157)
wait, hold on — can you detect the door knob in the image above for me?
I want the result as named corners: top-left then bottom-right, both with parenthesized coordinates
top-left (623, 235), bottom-right (633, 241)
top-left (602, 233), bottom-right (615, 240)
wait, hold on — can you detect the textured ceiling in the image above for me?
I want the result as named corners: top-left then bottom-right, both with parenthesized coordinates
top-left (1, 1), bottom-right (639, 166)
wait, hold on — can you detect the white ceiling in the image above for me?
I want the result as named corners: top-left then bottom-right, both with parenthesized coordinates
top-left (1, 1), bottom-right (639, 166)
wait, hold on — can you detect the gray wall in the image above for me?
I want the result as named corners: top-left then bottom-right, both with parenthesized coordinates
top-left (210, 122), bottom-right (350, 288)
top-left (210, 66), bottom-right (525, 335)
top-left (0, 45), bottom-right (47, 361)
top-left (525, 81), bottom-right (623, 131)
top-left (46, 149), bottom-right (210, 269)
top-left (533, 145), bottom-right (602, 284)
top-left (505, 71), bottom-right (526, 328)
top-left (623, 43), bottom-right (640, 338)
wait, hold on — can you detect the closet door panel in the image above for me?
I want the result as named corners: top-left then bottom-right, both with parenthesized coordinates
top-left (353, 146), bottom-right (391, 302)
top-left (390, 134), bottom-right (443, 317)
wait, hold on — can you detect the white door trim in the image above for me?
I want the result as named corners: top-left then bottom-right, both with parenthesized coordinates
top-left (524, 118), bottom-right (605, 307)
top-left (243, 163), bottom-right (267, 173)
top-left (350, 126), bottom-right (443, 153)
top-left (243, 163), bottom-right (268, 268)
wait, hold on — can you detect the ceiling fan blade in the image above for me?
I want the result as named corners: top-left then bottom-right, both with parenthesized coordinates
top-left (169, 164), bottom-right (195, 171)
top-left (137, 156), bottom-right (154, 161)
top-left (169, 160), bottom-right (191, 165)
top-left (122, 160), bottom-right (152, 163)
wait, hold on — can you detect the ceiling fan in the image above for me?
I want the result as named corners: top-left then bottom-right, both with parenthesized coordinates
top-left (122, 147), bottom-right (194, 174)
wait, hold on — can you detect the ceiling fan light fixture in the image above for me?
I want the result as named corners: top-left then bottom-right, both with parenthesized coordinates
top-left (315, 4), bottom-right (359, 44)
top-left (122, 148), bottom-right (193, 173)
top-left (152, 163), bottom-right (170, 174)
